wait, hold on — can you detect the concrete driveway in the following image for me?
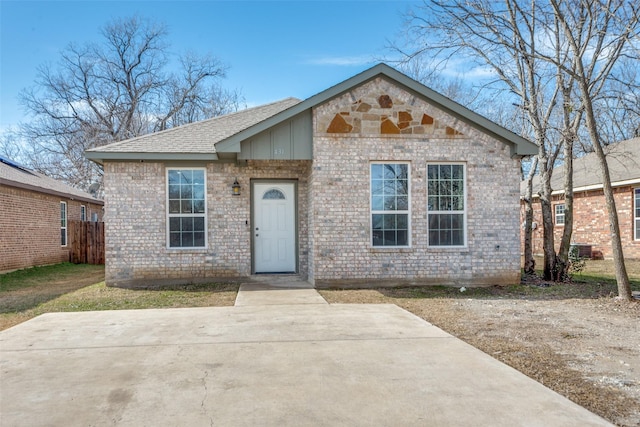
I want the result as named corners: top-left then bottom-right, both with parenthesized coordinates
top-left (0, 282), bottom-right (612, 426)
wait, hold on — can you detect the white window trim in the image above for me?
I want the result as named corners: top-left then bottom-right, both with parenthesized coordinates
top-left (426, 162), bottom-right (467, 248)
top-left (166, 167), bottom-right (208, 250)
top-left (369, 161), bottom-right (411, 248)
top-left (60, 201), bottom-right (67, 247)
top-left (634, 188), bottom-right (640, 241)
top-left (555, 203), bottom-right (565, 226)
top-left (80, 205), bottom-right (86, 222)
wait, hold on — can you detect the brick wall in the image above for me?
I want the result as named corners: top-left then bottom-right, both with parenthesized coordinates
top-left (0, 185), bottom-right (103, 272)
top-left (522, 186), bottom-right (640, 259)
top-left (310, 77), bottom-right (522, 286)
top-left (103, 160), bottom-right (311, 287)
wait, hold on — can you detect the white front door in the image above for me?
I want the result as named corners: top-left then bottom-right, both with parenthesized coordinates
top-left (253, 182), bottom-right (296, 273)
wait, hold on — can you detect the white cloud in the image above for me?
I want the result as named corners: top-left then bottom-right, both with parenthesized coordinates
top-left (303, 55), bottom-right (376, 66)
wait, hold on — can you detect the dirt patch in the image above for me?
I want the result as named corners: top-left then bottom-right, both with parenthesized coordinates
top-left (319, 288), bottom-right (640, 427)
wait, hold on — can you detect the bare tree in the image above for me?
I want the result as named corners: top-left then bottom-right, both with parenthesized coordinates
top-left (544, 0), bottom-right (639, 300)
top-left (595, 56), bottom-right (640, 142)
top-left (399, 0), bottom-right (563, 280)
top-left (16, 15), bottom-right (237, 192)
top-left (0, 130), bottom-right (25, 161)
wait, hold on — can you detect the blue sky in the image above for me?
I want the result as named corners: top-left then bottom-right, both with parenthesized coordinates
top-left (0, 0), bottom-right (421, 132)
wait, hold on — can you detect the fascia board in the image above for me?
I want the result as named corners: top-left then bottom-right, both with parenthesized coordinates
top-left (85, 152), bottom-right (219, 164)
top-left (549, 178), bottom-right (640, 195)
top-left (528, 177), bottom-right (640, 198)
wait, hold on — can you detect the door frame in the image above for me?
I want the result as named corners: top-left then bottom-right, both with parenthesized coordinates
top-left (250, 179), bottom-right (299, 274)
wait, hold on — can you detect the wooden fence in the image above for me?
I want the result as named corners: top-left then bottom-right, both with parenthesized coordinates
top-left (68, 220), bottom-right (105, 265)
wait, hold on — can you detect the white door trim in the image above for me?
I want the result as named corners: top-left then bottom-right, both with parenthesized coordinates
top-left (252, 180), bottom-right (298, 273)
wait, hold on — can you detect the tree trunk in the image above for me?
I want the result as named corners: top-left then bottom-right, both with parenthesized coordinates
top-left (582, 89), bottom-right (632, 300)
top-left (591, 142), bottom-right (632, 300)
top-left (539, 163), bottom-right (556, 280)
top-left (523, 156), bottom-right (539, 274)
top-left (556, 151), bottom-right (573, 281)
top-left (556, 87), bottom-right (576, 281)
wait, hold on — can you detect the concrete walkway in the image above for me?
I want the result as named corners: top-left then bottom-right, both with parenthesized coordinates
top-left (235, 275), bottom-right (328, 306)
top-left (0, 277), bottom-right (612, 426)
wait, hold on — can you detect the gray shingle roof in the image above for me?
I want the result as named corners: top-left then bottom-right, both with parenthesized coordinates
top-left (86, 98), bottom-right (301, 157)
top-left (523, 137), bottom-right (640, 195)
top-left (0, 158), bottom-right (103, 203)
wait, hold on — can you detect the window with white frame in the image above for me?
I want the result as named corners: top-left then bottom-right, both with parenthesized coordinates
top-left (60, 202), bottom-right (67, 246)
top-left (371, 163), bottom-right (410, 247)
top-left (80, 205), bottom-right (86, 222)
top-left (427, 164), bottom-right (466, 247)
top-left (555, 203), bottom-right (565, 225)
top-left (91, 212), bottom-right (98, 222)
top-left (634, 188), bottom-right (640, 240)
top-left (167, 168), bottom-right (206, 248)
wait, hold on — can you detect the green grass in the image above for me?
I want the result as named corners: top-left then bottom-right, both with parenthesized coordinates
top-left (27, 281), bottom-right (239, 312)
top-left (0, 263), bottom-right (238, 330)
top-left (0, 263), bottom-right (103, 292)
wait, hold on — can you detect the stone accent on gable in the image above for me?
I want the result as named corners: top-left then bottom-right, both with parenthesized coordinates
top-left (317, 77), bottom-right (466, 138)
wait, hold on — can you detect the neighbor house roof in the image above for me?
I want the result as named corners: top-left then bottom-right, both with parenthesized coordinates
top-left (522, 137), bottom-right (640, 196)
top-left (86, 63), bottom-right (538, 163)
top-left (0, 156), bottom-right (103, 204)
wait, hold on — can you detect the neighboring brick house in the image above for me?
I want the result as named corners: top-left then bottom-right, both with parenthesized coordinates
top-left (0, 157), bottom-right (104, 272)
top-left (86, 64), bottom-right (537, 288)
top-left (521, 137), bottom-right (640, 260)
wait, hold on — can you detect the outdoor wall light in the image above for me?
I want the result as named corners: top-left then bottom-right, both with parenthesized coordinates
top-left (232, 178), bottom-right (241, 196)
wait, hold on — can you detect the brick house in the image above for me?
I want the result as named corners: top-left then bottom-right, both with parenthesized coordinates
top-left (0, 157), bottom-right (104, 272)
top-left (521, 137), bottom-right (640, 260)
top-left (86, 64), bottom-right (537, 288)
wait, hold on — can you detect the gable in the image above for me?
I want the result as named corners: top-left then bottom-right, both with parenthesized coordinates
top-left (215, 64), bottom-right (536, 159)
top-left (238, 110), bottom-right (312, 160)
top-left (315, 77), bottom-right (470, 139)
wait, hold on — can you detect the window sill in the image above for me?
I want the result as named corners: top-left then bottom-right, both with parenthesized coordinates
top-left (166, 247), bottom-right (208, 253)
top-left (370, 247), bottom-right (414, 253)
top-left (426, 246), bottom-right (469, 253)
